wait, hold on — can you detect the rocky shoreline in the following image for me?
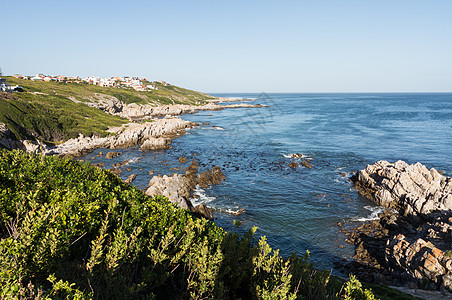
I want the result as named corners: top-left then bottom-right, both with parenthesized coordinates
top-left (87, 96), bottom-right (267, 120)
top-left (1, 98), bottom-right (266, 156)
top-left (342, 160), bottom-right (452, 294)
top-left (1, 97), bottom-right (261, 219)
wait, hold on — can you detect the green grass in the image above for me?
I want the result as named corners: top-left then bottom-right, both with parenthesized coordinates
top-left (6, 77), bottom-right (217, 106)
top-left (0, 91), bottom-right (127, 143)
top-left (1, 77), bottom-right (218, 143)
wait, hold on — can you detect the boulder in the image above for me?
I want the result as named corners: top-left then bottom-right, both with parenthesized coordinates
top-left (352, 160), bottom-right (452, 216)
top-left (105, 151), bottom-right (122, 159)
top-left (124, 174), bottom-right (136, 184)
top-left (145, 164), bottom-right (225, 219)
top-left (140, 137), bottom-right (171, 150)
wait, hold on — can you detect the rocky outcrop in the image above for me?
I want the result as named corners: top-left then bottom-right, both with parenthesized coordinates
top-left (0, 123), bottom-right (50, 153)
top-left (344, 161), bottom-right (452, 292)
top-left (45, 117), bottom-right (193, 157)
top-left (197, 166), bottom-right (226, 188)
top-left (145, 162), bottom-right (225, 219)
top-left (343, 209), bottom-right (452, 292)
top-left (352, 160), bottom-right (452, 217)
top-left (89, 98), bottom-right (267, 121)
top-left (140, 137), bottom-right (172, 150)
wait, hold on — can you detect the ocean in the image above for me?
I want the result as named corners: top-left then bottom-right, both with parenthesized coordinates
top-left (82, 93), bottom-right (452, 270)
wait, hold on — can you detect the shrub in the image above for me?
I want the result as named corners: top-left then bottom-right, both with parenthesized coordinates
top-left (0, 150), bottom-right (376, 299)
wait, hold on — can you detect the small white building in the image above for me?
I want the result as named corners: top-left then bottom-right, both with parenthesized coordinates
top-left (0, 78), bottom-right (12, 93)
top-left (31, 75), bottom-right (43, 81)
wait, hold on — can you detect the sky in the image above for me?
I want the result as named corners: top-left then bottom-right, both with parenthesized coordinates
top-left (2, 0), bottom-right (452, 93)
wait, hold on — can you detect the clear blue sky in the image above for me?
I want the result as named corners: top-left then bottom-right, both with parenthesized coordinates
top-left (2, 0), bottom-right (451, 93)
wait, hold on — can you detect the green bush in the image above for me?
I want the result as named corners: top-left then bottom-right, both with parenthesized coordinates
top-left (0, 150), bottom-right (377, 299)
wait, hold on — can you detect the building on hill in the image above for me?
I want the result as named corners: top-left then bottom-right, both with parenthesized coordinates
top-left (31, 74), bottom-right (44, 81)
top-left (0, 78), bottom-right (12, 93)
top-left (12, 74), bottom-right (27, 79)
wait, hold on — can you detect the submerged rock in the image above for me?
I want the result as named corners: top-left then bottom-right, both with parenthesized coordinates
top-left (105, 151), bottom-right (122, 159)
top-left (124, 174), bottom-right (136, 184)
top-left (288, 162), bottom-right (299, 169)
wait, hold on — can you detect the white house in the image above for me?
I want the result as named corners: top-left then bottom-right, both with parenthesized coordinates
top-left (0, 78), bottom-right (12, 93)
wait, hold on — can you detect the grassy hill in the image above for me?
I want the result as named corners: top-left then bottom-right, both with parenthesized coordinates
top-left (5, 77), bottom-right (216, 106)
top-left (0, 78), bottom-right (216, 144)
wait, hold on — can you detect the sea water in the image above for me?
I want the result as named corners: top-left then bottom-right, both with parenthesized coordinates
top-left (83, 93), bottom-right (452, 270)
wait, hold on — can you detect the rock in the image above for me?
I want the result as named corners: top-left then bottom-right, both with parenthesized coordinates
top-left (145, 164), bottom-right (225, 219)
top-left (140, 137), bottom-right (171, 150)
top-left (193, 203), bottom-right (213, 220)
top-left (146, 174), bottom-right (194, 210)
top-left (105, 151), bottom-right (122, 159)
top-left (301, 160), bottom-right (312, 168)
top-left (109, 168), bottom-right (122, 176)
top-left (179, 156), bottom-right (187, 163)
top-left (352, 160), bottom-right (452, 217)
top-left (288, 162), bottom-right (299, 169)
top-left (43, 117), bottom-right (193, 157)
top-left (197, 166), bottom-right (225, 188)
top-left (124, 174), bottom-right (136, 184)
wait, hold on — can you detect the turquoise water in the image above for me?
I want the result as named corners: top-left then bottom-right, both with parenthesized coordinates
top-left (83, 93), bottom-right (452, 270)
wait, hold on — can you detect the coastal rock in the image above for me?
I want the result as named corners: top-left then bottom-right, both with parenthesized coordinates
top-left (140, 137), bottom-right (171, 150)
top-left (45, 117), bottom-right (192, 157)
top-left (124, 174), bottom-right (136, 184)
top-left (301, 160), bottom-right (312, 169)
top-left (344, 161), bottom-right (452, 291)
top-left (197, 166), bottom-right (226, 188)
top-left (145, 163), bottom-right (225, 219)
top-left (352, 160), bottom-right (452, 217)
top-left (288, 162), bottom-right (299, 169)
top-left (105, 151), bottom-right (122, 159)
top-left (88, 97), bottom-right (267, 120)
top-left (0, 123), bottom-right (50, 153)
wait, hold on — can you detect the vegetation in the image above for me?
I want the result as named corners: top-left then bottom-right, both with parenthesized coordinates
top-left (5, 77), bottom-right (216, 106)
top-left (0, 77), bottom-right (216, 143)
top-left (0, 92), bottom-right (127, 143)
top-left (0, 150), bottom-right (382, 299)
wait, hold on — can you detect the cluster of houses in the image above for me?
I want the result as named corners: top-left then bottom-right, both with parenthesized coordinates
top-left (10, 74), bottom-right (166, 92)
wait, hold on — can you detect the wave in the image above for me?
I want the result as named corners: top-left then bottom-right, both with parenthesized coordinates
top-left (212, 207), bottom-right (246, 216)
top-left (352, 206), bottom-right (384, 222)
top-left (283, 153), bottom-right (308, 159)
top-left (190, 185), bottom-right (216, 207)
top-left (124, 157), bottom-right (142, 165)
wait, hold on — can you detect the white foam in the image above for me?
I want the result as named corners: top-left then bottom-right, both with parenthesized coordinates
top-left (212, 126), bottom-right (225, 131)
top-left (128, 157), bottom-right (141, 164)
top-left (283, 153), bottom-right (308, 159)
top-left (352, 206), bottom-right (385, 222)
top-left (190, 185), bottom-right (216, 207)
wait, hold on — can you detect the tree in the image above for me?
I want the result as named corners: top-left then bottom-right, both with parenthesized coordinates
top-left (0, 67), bottom-right (3, 76)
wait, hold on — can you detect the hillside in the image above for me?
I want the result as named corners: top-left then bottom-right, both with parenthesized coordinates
top-left (0, 78), bottom-right (216, 143)
top-left (5, 77), bottom-right (216, 106)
